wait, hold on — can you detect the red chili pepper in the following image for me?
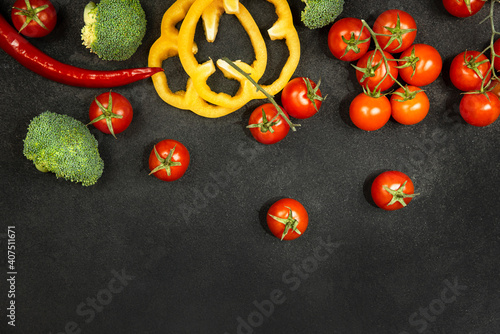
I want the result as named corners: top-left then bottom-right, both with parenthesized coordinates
top-left (0, 14), bottom-right (163, 88)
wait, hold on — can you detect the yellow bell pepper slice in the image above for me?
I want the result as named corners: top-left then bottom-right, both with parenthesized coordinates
top-left (178, 0), bottom-right (300, 109)
top-left (148, 0), bottom-right (267, 118)
top-left (177, 0), bottom-right (268, 110)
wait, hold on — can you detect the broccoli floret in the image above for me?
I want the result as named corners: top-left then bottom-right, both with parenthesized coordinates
top-left (301, 0), bottom-right (345, 29)
top-left (23, 111), bottom-right (104, 186)
top-left (81, 0), bottom-right (147, 61)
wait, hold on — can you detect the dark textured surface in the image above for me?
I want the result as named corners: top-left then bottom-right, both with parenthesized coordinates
top-left (1, 1), bottom-right (499, 333)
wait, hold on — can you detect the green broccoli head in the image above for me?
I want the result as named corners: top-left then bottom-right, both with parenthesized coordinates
top-left (23, 111), bottom-right (104, 186)
top-left (301, 0), bottom-right (345, 30)
top-left (81, 0), bottom-right (147, 61)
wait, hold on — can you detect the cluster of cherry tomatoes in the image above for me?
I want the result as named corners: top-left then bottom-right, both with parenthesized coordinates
top-left (328, 9), bottom-right (443, 131)
top-left (444, 0), bottom-right (500, 127)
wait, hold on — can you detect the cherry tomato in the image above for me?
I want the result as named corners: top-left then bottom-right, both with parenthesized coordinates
top-left (327, 17), bottom-right (371, 62)
top-left (281, 77), bottom-right (324, 119)
top-left (488, 78), bottom-right (500, 98)
top-left (11, 0), bottom-right (57, 38)
top-left (149, 139), bottom-right (190, 182)
top-left (459, 92), bottom-right (500, 127)
top-left (390, 86), bottom-right (430, 125)
top-left (247, 103), bottom-right (290, 145)
top-left (442, 0), bottom-right (485, 17)
top-left (371, 171), bottom-right (418, 211)
top-left (349, 93), bottom-right (392, 131)
top-left (355, 50), bottom-right (399, 92)
top-left (266, 198), bottom-right (308, 241)
top-left (450, 50), bottom-right (491, 92)
top-left (398, 44), bottom-right (443, 87)
top-left (493, 39), bottom-right (500, 71)
top-left (373, 9), bottom-right (417, 53)
top-left (88, 91), bottom-right (133, 138)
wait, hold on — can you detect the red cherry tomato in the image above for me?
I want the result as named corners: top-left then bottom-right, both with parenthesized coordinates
top-left (327, 17), bottom-right (371, 62)
top-left (266, 198), bottom-right (308, 241)
top-left (450, 50), bottom-right (491, 92)
top-left (89, 91), bottom-right (133, 138)
top-left (373, 9), bottom-right (417, 53)
top-left (493, 39), bottom-right (500, 71)
top-left (349, 93), bottom-right (392, 131)
top-left (148, 139), bottom-right (190, 182)
top-left (398, 44), bottom-right (443, 87)
top-left (11, 0), bottom-right (57, 38)
top-left (459, 92), bottom-right (500, 127)
top-left (281, 77), bottom-right (323, 119)
top-left (390, 86), bottom-right (430, 125)
top-left (355, 50), bottom-right (399, 92)
top-left (442, 0), bottom-right (485, 17)
top-left (248, 103), bottom-right (290, 145)
top-left (371, 171), bottom-right (418, 211)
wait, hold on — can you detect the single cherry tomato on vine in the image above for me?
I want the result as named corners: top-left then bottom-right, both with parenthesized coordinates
top-left (373, 9), bottom-right (417, 54)
top-left (488, 78), bottom-right (500, 98)
top-left (354, 50), bottom-right (399, 92)
top-left (371, 171), bottom-right (419, 211)
top-left (390, 86), bottom-right (429, 125)
top-left (398, 44), bottom-right (443, 87)
top-left (11, 0), bottom-right (57, 38)
top-left (281, 77), bottom-right (324, 119)
top-left (459, 92), bottom-right (500, 127)
top-left (349, 93), bottom-right (392, 131)
top-left (247, 103), bottom-right (290, 145)
top-left (327, 17), bottom-right (371, 62)
top-left (450, 50), bottom-right (491, 92)
top-left (492, 39), bottom-right (500, 71)
top-left (88, 91), bottom-right (133, 138)
top-left (266, 198), bottom-right (308, 241)
top-left (148, 139), bottom-right (190, 182)
top-left (442, 0), bottom-right (485, 17)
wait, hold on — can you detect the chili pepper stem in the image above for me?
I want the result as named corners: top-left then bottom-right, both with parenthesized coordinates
top-left (220, 57), bottom-right (300, 131)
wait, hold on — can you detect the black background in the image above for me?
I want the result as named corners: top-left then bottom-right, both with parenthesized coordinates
top-left (1, 0), bottom-right (500, 333)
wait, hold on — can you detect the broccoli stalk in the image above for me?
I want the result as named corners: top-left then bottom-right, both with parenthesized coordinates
top-left (301, 0), bottom-right (345, 30)
top-left (81, 0), bottom-right (147, 61)
top-left (23, 111), bottom-right (104, 186)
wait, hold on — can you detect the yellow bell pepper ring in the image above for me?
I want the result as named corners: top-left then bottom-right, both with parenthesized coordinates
top-left (178, 0), bottom-right (268, 110)
top-left (148, 0), bottom-right (240, 118)
top-left (258, 0), bottom-right (301, 97)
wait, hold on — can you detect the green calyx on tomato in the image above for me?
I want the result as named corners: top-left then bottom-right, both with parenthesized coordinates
top-left (383, 180), bottom-right (419, 208)
top-left (303, 77), bottom-right (325, 112)
top-left (268, 207), bottom-right (303, 241)
top-left (148, 145), bottom-right (182, 176)
top-left (463, 51), bottom-right (490, 83)
top-left (352, 52), bottom-right (383, 84)
top-left (87, 91), bottom-right (124, 138)
top-left (13, 0), bottom-right (50, 33)
top-left (378, 13), bottom-right (417, 52)
top-left (340, 31), bottom-right (371, 59)
top-left (396, 47), bottom-right (419, 77)
top-left (391, 85), bottom-right (424, 102)
top-left (247, 107), bottom-right (281, 133)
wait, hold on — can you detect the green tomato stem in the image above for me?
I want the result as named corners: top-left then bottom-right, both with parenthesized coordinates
top-left (220, 57), bottom-right (300, 132)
